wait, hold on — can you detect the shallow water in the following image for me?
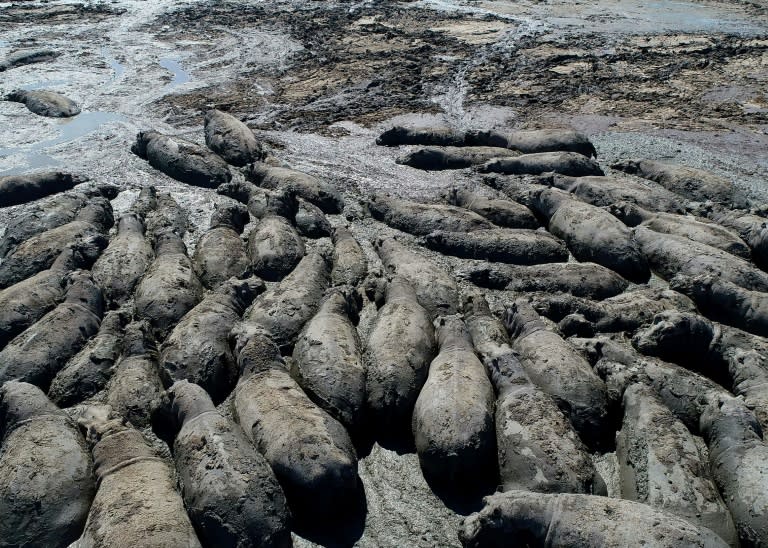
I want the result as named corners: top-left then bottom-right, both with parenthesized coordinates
top-left (100, 47), bottom-right (127, 81)
top-left (0, 111), bottom-right (127, 175)
top-left (159, 57), bottom-right (190, 91)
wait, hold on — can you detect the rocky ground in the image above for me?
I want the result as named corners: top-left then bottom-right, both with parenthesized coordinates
top-left (1, 0), bottom-right (768, 547)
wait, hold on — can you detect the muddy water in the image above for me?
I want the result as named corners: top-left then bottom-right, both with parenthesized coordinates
top-left (1, 0), bottom-right (767, 546)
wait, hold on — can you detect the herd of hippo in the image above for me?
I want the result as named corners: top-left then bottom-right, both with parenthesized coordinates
top-left (1, 100), bottom-right (768, 548)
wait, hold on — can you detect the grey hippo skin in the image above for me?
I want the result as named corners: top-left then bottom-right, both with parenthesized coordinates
top-left (464, 294), bottom-right (597, 494)
top-left (482, 175), bottom-right (551, 208)
top-left (376, 126), bottom-right (465, 146)
top-left (0, 247), bottom-right (81, 349)
top-left (192, 202), bottom-right (250, 289)
top-left (633, 310), bottom-right (768, 429)
top-left (479, 151), bottom-right (604, 177)
top-left (0, 270), bottom-right (103, 389)
top-left (424, 228), bottom-right (568, 264)
top-left (168, 380), bottom-right (292, 548)
top-left (91, 213), bottom-right (154, 308)
top-left (613, 158), bottom-right (743, 206)
top-left (217, 180), bottom-right (293, 220)
top-left (0, 171), bottom-right (82, 207)
top-left (444, 187), bottom-right (539, 229)
top-left (633, 226), bottom-right (768, 291)
top-left (0, 186), bottom-right (112, 258)
top-left (161, 277), bottom-right (265, 404)
top-left (458, 491), bottom-right (728, 548)
top-left (332, 226), bottom-right (368, 288)
top-left (703, 205), bottom-right (768, 269)
top-left (465, 128), bottom-right (597, 158)
top-left (241, 246), bottom-right (331, 353)
top-left (233, 332), bottom-right (358, 514)
top-left (609, 201), bottom-right (750, 259)
top-left (6, 89), bottom-right (80, 117)
top-left (375, 237), bottom-right (459, 318)
top-left (204, 109), bottom-right (264, 167)
top-left (670, 274), bottom-right (768, 337)
top-left (541, 173), bottom-right (685, 213)
top-left (412, 315), bottom-right (496, 485)
top-left (533, 188), bottom-right (650, 283)
top-left (504, 299), bottom-right (609, 450)
top-left (0, 196), bottom-right (112, 288)
top-left (296, 198), bottom-right (332, 239)
top-left (132, 130), bottom-right (232, 188)
top-left (461, 261), bottom-right (629, 299)
top-left (0, 49), bottom-right (58, 71)
top-left (292, 287), bottom-right (365, 433)
top-left (73, 406), bottom-right (202, 547)
top-left (105, 321), bottom-right (166, 429)
top-left (365, 277), bottom-right (434, 433)
top-left (134, 230), bottom-right (204, 338)
top-left (246, 163), bottom-right (344, 214)
top-left (700, 397), bottom-right (768, 548)
top-left (367, 193), bottom-right (493, 236)
top-left (48, 310), bottom-right (127, 407)
top-left (246, 188), bottom-right (305, 282)
top-left (0, 382), bottom-right (95, 548)
top-left (585, 337), bottom-right (731, 433)
top-left (616, 383), bottom-right (737, 545)
top-left (129, 185), bottom-right (158, 221)
top-left (397, 146), bottom-right (520, 171)
top-left (144, 190), bottom-right (190, 238)
top-left (530, 288), bottom-right (695, 336)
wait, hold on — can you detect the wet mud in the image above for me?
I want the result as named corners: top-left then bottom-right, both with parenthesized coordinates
top-left (1, 0), bottom-right (768, 546)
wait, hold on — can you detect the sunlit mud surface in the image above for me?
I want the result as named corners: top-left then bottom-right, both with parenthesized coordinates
top-left (1, 0), bottom-right (767, 545)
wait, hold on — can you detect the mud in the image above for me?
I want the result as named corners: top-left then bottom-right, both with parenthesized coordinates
top-left (2, 0), bottom-right (768, 546)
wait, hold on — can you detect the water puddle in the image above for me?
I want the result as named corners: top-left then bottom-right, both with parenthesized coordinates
top-left (0, 151), bottom-right (59, 175)
top-left (0, 111), bottom-right (127, 175)
top-left (159, 57), bottom-right (190, 92)
top-left (100, 47), bottom-right (126, 81)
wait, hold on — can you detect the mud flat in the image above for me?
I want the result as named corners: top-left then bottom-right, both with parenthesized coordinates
top-left (1, 0), bottom-right (767, 546)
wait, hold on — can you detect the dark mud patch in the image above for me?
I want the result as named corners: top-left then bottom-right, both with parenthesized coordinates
top-left (150, 2), bottom-right (480, 130)
top-left (0, 2), bottom-right (123, 24)
top-left (149, 1), bottom-right (768, 137)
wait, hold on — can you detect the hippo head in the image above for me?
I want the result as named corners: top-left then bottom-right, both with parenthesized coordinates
top-left (130, 130), bottom-right (161, 158)
top-left (461, 291), bottom-right (492, 319)
top-left (211, 202), bottom-right (249, 232)
top-left (396, 148), bottom-right (444, 170)
top-left (607, 201), bottom-right (643, 227)
top-left (632, 310), bottom-right (714, 362)
top-left (376, 126), bottom-right (410, 146)
top-left (424, 231), bottom-right (445, 248)
top-left (219, 276), bottom-right (265, 313)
